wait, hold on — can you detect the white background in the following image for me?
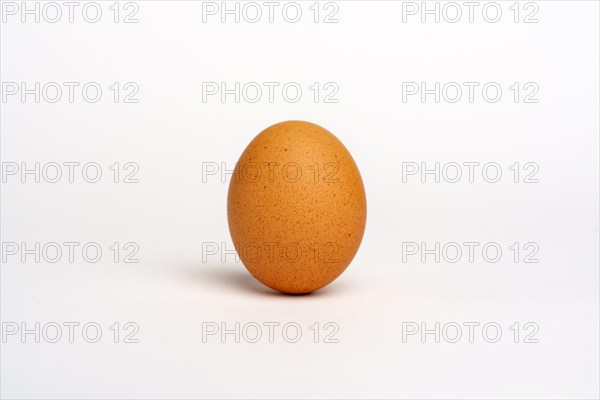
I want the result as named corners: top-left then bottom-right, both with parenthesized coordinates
top-left (1, 1), bottom-right (599, 399)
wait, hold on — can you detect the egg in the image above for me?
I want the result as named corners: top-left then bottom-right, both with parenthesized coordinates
top-left (227, 121), bottom-right (367, 294)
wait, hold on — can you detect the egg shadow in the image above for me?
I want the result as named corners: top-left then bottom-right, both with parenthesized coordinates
top-left (179, 263), bottom-right (351, 298)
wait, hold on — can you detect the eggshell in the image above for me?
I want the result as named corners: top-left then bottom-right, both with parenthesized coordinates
top-left (227, 121), bottom-right (367, 294)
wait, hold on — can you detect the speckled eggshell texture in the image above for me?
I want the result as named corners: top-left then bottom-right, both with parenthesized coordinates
top-left (227, 121), bottom-right (367, 294)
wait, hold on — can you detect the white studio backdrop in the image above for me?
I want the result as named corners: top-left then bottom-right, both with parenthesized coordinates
top-left (1, 1), bottom-right (599, 399)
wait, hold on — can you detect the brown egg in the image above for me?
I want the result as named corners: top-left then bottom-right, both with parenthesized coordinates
top-left (227, 121), bottom-right (367, 294)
